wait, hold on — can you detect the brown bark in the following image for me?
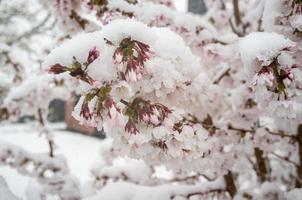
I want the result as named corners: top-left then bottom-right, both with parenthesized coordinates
top-left (271, 60), bottom-right (286, 96)
top-left (232, 0), bottom-right (241, 26)
top-left (297, 124), bottom-right (302, 187)
top-left (254, 147), bottom-right (268, 182)
top-left (224, 170), bottom-right (237, 198)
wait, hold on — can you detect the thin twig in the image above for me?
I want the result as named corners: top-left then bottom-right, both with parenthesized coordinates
top-left (228, 124), bottom-right (255, 133)
top-left (38, 108), bottom-right (54, 158)
top-left (171, 173), bottom-right (217, 182)
top-left (270, 152), bottom-right (299, 168)
top-left (229, 18), bottom-right (242, 37)
top-left (120, 99), bottom-right (130, 106)
top-left (213, 68), bottom-right (230, 84)
top-left (7, 13), bottom-right (52, 45)
top-left (170, 189), bottom-right (227, 199)
top-left (265, 128), bottom-right (297, 141)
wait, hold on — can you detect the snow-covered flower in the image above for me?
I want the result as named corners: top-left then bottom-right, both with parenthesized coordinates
top-left (87, 46), bottom-right (100, 65)
top-left (113, 37), bottom-right (153, 83)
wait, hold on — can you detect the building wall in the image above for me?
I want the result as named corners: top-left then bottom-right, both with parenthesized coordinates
top-left (188, 0), bottom-right (207, 14)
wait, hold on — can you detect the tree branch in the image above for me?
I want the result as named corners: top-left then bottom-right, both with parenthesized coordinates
top-left (171, 173), bottom-right (217, 182)
top-left (265, 128), bottom-right (297, 141)
top-left (120, 99), bottom-right (130, 106)
top-left (186, 189), bottom-right (227, 199)
top-left (228, 124), bottom-right (255, 133)
top-left (270, 152), bottom-right (299, 168)
top-left (254, 147), bottom-right (268, 182)
top-left (296, 124), bottom-right (302, 187)
top-left (224, 170), bottom-right (237, 198)
top-left (37, 108), bottom-right (54, 158)
top-left (232, 0), bottom-right (241, 26)
top-left (7, 12), bottom-right (52, 45)
top-left (213, 68), bottom-right (230, 84)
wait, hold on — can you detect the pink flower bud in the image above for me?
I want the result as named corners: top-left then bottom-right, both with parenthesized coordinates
top-left (48, 63), bottom-right (68, 74)
top-left (87, 46), bottom-right (100, 64)
top-left (125, 120), bottom-right (139, 134)
top-left (104, 97), bottom-right (114, 109)
top-left (113, 49), bottom-right (123, 64)
top-left (80, 102), bottom-right (92, 120)
top-left (140, 112), bottom-right (150, 123)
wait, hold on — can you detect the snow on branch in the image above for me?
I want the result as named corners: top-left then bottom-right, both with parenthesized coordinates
top-left (0, 141), bottom-right (81, 200)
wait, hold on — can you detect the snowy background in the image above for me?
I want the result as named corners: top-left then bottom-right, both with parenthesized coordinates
top-left (0, 124), bottom-right (101, 198)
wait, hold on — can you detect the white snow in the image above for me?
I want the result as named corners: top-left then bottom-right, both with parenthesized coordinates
top-left (173, 0), bottom-right (187, 12)
top-left (0, 176), bottom-right (20, 200)
top-left (0, 123), bottom-right (103, 199)
top-left (239, 32), bottom-right (296, 76)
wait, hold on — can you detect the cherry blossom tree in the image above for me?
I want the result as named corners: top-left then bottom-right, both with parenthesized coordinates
top-left (1, 0), bottom-right (302, 199)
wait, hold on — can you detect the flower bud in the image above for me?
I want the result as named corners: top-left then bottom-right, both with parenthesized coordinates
top-left (87, 46), bottom-right (100, 64)
top-left (48, 64), bottom-right (68, 74)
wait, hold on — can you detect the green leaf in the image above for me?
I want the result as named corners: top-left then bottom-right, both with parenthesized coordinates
top-left (98, 85), bottom-right (112, 97)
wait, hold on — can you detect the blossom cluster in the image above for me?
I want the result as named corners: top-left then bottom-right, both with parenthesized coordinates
top-left (113, 37), bottom-right (153, 82)
top-left (43, 19), bottom-right (235, 175)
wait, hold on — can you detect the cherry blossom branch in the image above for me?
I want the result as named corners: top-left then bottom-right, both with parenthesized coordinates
top-left (271, 60), bottom-right (287, 100)
top-left (228, 0), bottom-right (244, 37)
top-left (37, 108), bottom-right (54, 158)
top-left (181, 189), bottom-right (227, 199)
top-left (2, 51), bottom-right (23, 81)
top-left (223, 171), bottom-right (237, 198)
top-left (246, 154), bottom-right (258, 175)
top-left (0, 107), bottom-right (9, 121)
top-left (120, 99), bottom-right (130, 106)
top-left (232, 0), bottom-right (241, 26)
top-left (228, 124), bottom-right (255, 133)
top-left (213, 68), bottom-right (230, 84)
top-left (265, 128), bottom-right (297, 140)
top-left (7, 12), bottom-right (52, 45)
top-left (270, 152), bottom-right (299, 168)
top-left (228, 125), bottom-right (269, 183)
top-left (70, 10), bottom-right (88, 29)
top-left (254, 147), bottom-right (269, 183)
top-left (297, 124), bottom-right (302, 186)
top-left (171, 173), bottom-right (217, 182)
